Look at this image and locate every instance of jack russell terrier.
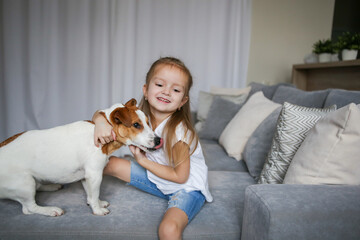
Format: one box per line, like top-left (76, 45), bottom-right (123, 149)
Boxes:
top-left (0, 99), bottom-right (162, 217)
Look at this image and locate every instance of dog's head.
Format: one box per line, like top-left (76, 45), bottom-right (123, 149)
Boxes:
top-left (100, 99), bottom-right (162, 155)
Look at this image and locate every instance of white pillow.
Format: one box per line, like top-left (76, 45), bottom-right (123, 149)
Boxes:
top-left (219, 91), bottom-right (281, 161)
top-left (210, 86), bottom-right (251, 96)
top-left (284, 103), bottom-right (360, 185)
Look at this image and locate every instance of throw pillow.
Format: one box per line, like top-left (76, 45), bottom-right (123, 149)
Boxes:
top-left (258, 102), bottom-right (337, 184)
top-left (210, 86), bottom-right (251, 96)
top-left (219, 91), bottom-right (281, 161)
top-left (243, 107), bottom-right (282, 180)
top-left (198, 97), bottom-right (243, 140)
top-left (284, 103), bottom-right (360, 185)
top-left (195, 90), bottom-right (249, 132)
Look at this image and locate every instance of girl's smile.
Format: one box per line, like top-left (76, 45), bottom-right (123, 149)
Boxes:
top-left (157, 97), bottom-right (171, 103)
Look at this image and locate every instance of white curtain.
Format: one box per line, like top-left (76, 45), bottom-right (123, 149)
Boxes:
top-left (0, 0), bottom-right (251, 141)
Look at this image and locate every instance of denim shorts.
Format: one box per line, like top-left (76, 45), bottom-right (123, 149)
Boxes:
top-left (127, 161), bottom-right (205, 222)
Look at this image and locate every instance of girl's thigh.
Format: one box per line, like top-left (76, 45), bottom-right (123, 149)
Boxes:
top-left (167, 189), bottom-right (205, 222)
top-left (127, 160), bottom-right (167, 199)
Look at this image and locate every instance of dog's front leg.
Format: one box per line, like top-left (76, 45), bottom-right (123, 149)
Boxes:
top-left (81, 179), bottom-right (109, 208)
top-left (82, 171), bottom-right (110, 216)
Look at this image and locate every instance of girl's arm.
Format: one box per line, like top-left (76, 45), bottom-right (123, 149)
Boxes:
top-left (92, 110), bottom-right (116, 147)
top-left (130, 141), bottom-right (190, 184)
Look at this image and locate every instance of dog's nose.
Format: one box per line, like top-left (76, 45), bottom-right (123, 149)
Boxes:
top-left (154, 136), bottom-right (162, 146)
top-left (153, 136), bottom-right (163, 150)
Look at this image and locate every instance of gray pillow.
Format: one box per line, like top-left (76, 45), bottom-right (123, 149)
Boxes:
top-left (198, 96), bottom-right (243, 140)
top-left (243, 107), bottom-right (282, 180)
top-left (258, 102), bottom-right (337, 184)
top-left (195, 91), bottom-right (248, 132)
top-left (324, 89), bottom-right (360, 108)
top-left (272, 86), bottom-right (329, 107)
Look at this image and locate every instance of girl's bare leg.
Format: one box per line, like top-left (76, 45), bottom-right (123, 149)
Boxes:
top-left (103, 156), bottom-right (131, 183)
top-left (158, 208), bottom-right (188, 240)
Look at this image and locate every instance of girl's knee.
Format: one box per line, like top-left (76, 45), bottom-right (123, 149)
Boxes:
top-left (159, 219), bottom-right (182, 240)
top-left (158, 208), bottom-right (188, 240)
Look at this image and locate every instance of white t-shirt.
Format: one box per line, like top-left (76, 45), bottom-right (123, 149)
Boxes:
top-left (146, 117), bottom-right (213, 202)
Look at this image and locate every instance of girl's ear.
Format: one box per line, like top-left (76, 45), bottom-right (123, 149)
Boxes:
top-left (142, 84), bottom-right (148, 98)
top-left (180, 96), bottom-right (189, 107)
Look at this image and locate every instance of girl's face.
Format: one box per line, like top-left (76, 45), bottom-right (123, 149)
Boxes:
top-left (143, 64), bottom-right (189, 119)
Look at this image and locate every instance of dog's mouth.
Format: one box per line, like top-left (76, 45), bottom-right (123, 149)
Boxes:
top-left (147, 137), bottom-right (163, 152)
top-left (135, 137), bottom-right (163, 152)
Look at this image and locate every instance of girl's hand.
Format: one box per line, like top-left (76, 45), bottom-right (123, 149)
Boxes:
top-left (129, 145), bottom-right (147, 165)
top-left (129, 141), bottom-right (191, 184)
top-left (93, 111), bottom-right (116, 147)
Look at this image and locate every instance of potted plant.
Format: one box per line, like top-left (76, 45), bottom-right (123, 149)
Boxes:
top-left (312, 39), bottom-right (334, 63)
top-left (337, 32), bottom-right (360, 60)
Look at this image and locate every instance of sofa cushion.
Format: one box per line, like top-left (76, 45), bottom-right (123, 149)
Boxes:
top-left (243, 107), bottom-right (282, 180)
top-left (219, 92), bottom-right (281, 161)
top-left (324, 89), bottom-right (360, 108)
top-left (258, 102), bottom-right (336, 184)
top-left (200, 139), bottom-right (248, 172)
top-left (284, 103), bottom-right (360, 185)
top-left (198, 97), bottom-right (243, 140)
top-left (0, 172), bottom-right (255, 240)
top-left (272, 86), bottom-right (329, 107)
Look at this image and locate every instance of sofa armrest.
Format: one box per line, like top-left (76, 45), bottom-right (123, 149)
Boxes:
top-left (241, 184), bottom-right (360, 240)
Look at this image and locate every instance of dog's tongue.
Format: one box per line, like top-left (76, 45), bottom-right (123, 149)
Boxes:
top-left (154, 138), bottom-right (163, 150)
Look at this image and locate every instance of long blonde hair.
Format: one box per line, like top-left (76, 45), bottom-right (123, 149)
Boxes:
top-left (139, 57), bottom-right (198, 167)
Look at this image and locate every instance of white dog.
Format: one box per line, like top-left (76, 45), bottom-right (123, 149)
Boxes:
top-left (0, 99), bottom-right (162, 217)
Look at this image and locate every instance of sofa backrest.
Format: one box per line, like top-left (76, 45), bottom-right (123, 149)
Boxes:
top-left (324, 89), bottom-right (360, 108)
top-left (271, 86), bottom-right (329, 108)
top-left (247, 82), bottom-right (294, 100)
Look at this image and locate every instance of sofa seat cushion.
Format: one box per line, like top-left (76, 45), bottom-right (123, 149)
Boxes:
top-left (200, 139), bottom-right (248, 172)
top-left (0, 172), bottom-right (255, 240)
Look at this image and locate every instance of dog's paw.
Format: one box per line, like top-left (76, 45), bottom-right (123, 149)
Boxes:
top-left (93, 207), bottom-right (110, 216)
top-left (99, 200), bottom-right (110, 208)
top-left (26, 206), bottom-right (64, 217)
top-left (47, 207), bottom-right (65, 217)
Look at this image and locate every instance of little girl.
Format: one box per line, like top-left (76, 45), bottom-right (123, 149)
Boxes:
top-left (92, 57), bottom-right (213, 240)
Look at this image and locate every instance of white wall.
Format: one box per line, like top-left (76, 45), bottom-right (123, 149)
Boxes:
top-left (247, 0), bottom-right (335, 85)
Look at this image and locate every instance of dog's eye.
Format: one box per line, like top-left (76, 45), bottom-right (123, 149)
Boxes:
top-left (133, 123), bottom-right (141, 129)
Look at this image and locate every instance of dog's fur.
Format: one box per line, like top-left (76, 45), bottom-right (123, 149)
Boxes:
top-left (0, 99), bottom-right (161, 217)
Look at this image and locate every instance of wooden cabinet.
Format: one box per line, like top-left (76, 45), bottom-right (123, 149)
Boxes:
top-left (292, 59), bottom-right (360, 91)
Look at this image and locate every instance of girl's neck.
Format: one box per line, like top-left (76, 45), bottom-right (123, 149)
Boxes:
top-left (150, 111), bottom-right (173, 130)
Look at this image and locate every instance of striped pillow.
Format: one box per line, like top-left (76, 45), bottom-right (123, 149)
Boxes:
top-left (258, 102), bottom-right (336, 184)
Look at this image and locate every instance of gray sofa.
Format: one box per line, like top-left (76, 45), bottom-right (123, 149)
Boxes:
top-left (1, 83), bottom-right (360, 240)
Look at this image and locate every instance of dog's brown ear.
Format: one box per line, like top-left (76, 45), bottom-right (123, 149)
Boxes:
top-left (125, 98), bottom-right (137, 108)
top-left (110, 108), bottom-right (132, 127)
top-left (102, 141), bottom-right (123, 155)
